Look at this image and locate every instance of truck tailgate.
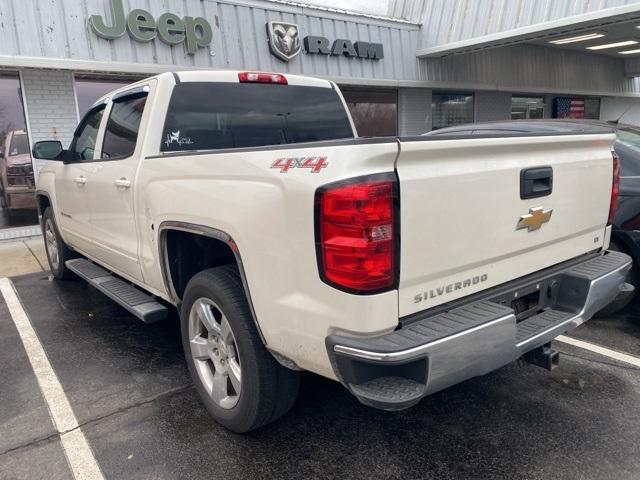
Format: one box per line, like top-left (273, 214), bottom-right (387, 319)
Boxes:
top-left (396, 133), bottom-right (616, 317)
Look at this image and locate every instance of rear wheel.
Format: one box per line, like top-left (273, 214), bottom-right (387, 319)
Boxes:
top-left (181, 265), bottom-right (300, 432)
top-left (42, 207), bottom-right (76, 279)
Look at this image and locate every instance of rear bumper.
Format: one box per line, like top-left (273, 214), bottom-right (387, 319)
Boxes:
top-left (326, 250), bottom-right (632, 410)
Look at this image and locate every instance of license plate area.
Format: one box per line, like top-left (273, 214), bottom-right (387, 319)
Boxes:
top-left (490, 281), bottom-right (549, 322)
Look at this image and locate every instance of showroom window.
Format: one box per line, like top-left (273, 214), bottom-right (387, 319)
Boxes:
top-left (432, 93), bottom-right (474, 130)
top-left (74, 76), bottom-right (142, 119)
top-left (553, 96), bottom-right (600, 119)
top-left (340, 88), bottom-right (397, 136)
top-left (0, 72), bottom-right (37, 229)
top-left (511, 96), bottom-right (545, 120)
top-left (584, 98), bottom-right (601, 119)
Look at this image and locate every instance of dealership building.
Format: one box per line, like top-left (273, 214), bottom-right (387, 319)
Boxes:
top-left (4, 0), bottom-right (640, 179)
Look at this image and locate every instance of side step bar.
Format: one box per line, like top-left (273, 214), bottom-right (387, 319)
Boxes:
top-left (65, 259), bottom-right (168, 323)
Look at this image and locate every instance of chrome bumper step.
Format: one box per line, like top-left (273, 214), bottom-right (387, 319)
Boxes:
top-left (327, 251), bottom-right (632, 411)
top-left (66, 259), bottom-right (167, 323)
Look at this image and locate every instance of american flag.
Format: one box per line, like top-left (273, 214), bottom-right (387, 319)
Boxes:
top-left (554, 97), bottom-right (585, 119)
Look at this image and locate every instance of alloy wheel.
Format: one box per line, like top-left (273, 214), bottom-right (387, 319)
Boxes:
top-left (44, 219), bottom-right (59, 272)
top-left (188, 297), bottom-right (242, 409)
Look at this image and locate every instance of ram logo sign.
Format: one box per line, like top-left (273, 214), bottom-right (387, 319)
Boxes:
top-left (266, 21), bottom-right (384, 62)
top-left (267, 21), bottom-right (301, 62)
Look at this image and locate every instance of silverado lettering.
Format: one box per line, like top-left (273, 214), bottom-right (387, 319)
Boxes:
top-left (413, 274), bottom-right (489, 304)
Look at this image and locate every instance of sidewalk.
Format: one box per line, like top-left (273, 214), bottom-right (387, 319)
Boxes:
top-left (0, 237), bottom-right (48, 277)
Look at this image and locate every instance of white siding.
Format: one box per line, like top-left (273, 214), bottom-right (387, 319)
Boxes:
top-left (420, 43), bottom-right (638, 96)
top-left (418, 0), bottom-right (640, 48)
top-left (0, 0), bottom-right (420, 82)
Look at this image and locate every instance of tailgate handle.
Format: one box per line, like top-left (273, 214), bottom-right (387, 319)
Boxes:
top-left (520, 167), bottom-right (552, 199)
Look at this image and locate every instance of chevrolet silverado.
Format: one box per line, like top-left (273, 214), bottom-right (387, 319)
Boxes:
top-left (31, 70), bottom-right (631, 432)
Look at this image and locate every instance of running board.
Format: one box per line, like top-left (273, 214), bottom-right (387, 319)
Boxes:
top-left (65, 259), bottom-right (167, 323)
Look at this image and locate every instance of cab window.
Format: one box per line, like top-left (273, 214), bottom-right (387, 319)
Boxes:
top-left (101, 93), bottom-right (147, 159)
top-left (71, 106), bottom-right (105, 161)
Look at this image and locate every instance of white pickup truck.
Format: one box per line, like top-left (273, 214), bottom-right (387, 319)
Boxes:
top-left (32, 70), bottom-right (631, 432)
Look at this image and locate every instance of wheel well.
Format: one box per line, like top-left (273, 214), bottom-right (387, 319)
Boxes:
top-left (36, 194), bottom-right (51, 217)
top-left (164, 229), bottom-right (237, 300)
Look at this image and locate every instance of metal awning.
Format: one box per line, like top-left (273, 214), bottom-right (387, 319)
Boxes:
top-left (416, 4), bottom-right (640, 59)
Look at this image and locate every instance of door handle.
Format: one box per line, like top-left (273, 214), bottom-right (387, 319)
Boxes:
top-left (73, 176), bottom-right (87, 185)
top-left (114, 177), bottom-right (131, 189)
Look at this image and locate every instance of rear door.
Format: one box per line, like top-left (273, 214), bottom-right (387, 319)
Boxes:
top-left (396, 133), bottom-right (615, 317)
top-left (87, 84), bottom-right (151, 281)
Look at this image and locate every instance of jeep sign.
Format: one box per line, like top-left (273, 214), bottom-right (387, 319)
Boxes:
top-left (89, 0), bottom-right (213, 55)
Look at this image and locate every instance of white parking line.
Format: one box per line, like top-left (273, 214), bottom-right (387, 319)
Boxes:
top-left (0, 278), bottom-right (105, 480)
top-left (557, 334), bottom-right (640, 368)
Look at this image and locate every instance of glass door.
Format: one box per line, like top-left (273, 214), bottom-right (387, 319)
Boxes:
top-left (511, 96), bottom-right (545, 120)
top-left (0, 72), bottom-right (38, 229)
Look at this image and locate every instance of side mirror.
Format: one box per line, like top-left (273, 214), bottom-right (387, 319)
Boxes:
top-left (32, 140), bottom-right (64, 160)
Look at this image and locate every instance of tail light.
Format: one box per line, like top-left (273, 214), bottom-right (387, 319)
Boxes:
top-left (608, 150), bottom-right (621, 225)
top-left (315, 173), bottom-right (398, 294)
top-left (238, 71), bottom-right (287, 84)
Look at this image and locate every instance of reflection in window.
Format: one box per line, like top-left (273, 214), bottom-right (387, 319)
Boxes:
top-left (74, 77), bottom-right (141, 119)
top-left (341, 89), bottom-right (397, 136)
top-left (0, 72), bottom-right (37, 225)
top-left (584, 98), bottom-right (601, 120)
top-left (73, 107), bottom-right (104, 161)
top-left (432, 93), bottom-right (474, 130)
top-left (511, 96), bottom-right (545, 120)
top-left (0, 73), bottom-right (29, 156)
top-left (102, 96), bottom-right (147, 159)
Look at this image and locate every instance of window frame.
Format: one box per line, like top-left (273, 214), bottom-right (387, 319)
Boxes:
top-left (67, 103), bottom-right (107, 163)
top-left (98, 89), bottom-right (149, 162)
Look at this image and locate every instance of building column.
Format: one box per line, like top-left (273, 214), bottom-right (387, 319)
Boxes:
top-left (20, 69), bottom-right (78, 174)
top-left (398, 87), bottom-right (432, 135)
top-left (474, 91), bottom-right (512, 122)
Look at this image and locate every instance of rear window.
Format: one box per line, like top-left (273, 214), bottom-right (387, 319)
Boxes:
top-left (161, 82), bottom-right (354, 152)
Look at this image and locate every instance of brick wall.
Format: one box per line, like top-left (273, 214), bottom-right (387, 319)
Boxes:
top-left (398, 88), bottom-right (432, 135)
top-left (21, 69), bottom-right (78, 174)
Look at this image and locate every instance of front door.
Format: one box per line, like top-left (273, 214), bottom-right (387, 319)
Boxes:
top-left (54, 105), bottom-right (106, 253)
top-left (87, 87), bottom-right (149, 281)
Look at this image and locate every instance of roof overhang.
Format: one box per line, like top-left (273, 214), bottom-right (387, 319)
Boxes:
top-left (416, 3), bottom-right (640, 58)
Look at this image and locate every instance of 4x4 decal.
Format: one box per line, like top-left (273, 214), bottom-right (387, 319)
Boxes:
top-left (271, 156), bottom-right (328, 173)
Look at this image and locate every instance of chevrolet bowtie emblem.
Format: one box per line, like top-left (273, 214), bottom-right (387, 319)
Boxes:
top-left (516, 207), bottom-right (553, 232)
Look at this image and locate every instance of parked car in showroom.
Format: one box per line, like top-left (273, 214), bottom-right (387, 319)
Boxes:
top-left (31, 71), bottom-right (629, 432)
top-left (0, 129), bottom-right (37, 212)
top-left (426, 119), bottom-right (640, 315)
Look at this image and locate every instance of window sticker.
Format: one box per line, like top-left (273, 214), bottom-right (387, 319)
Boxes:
top-left (164, 130), bottom-right (194, 148)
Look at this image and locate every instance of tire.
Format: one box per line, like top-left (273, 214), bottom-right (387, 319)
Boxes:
top-left (595, 241), bottom-right (639, 317)
top-left (41, 207), bottom-right (77, 279)
top-left (181, 265), bottom-right (300, 433)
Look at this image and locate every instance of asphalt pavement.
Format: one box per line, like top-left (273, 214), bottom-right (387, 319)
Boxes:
top-left (1, 271), bottom-right (640, 480)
